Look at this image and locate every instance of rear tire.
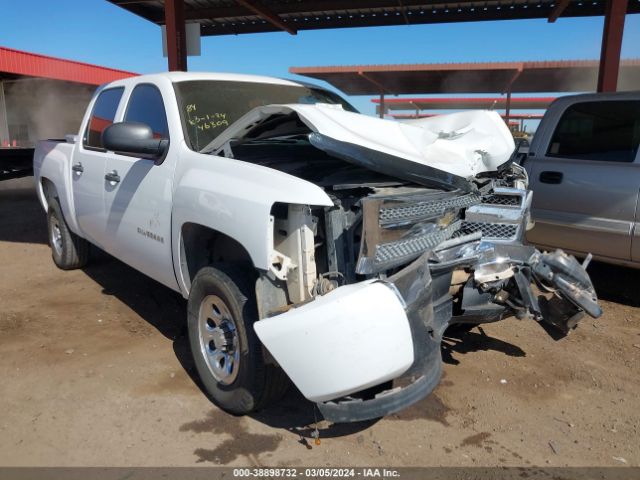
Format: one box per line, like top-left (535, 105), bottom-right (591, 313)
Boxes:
top-left (47, 198), bottom-right (89, 270)
top-left (187, 264), bottom-right (289, 414)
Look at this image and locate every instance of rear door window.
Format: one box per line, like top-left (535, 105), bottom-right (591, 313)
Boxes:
top-left (83, 87), bottom-right (124, 149)
top-left (547, 100), bottom-right (640, 162)
top-left (124, 84), bottom-right (169, 139)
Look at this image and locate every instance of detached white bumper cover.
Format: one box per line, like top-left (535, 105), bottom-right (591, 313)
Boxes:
top-left (253, 281), bottom-right (414, 403)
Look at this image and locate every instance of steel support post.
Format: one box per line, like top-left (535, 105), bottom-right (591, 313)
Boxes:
top-left (505, 90), bottom-right (512, 125)
top-left (165, 0), bottom-right (187, 71)
top-left (0, 81), bottom-right (10, 144)
top-left (597, 0), bottom-right (628, 92)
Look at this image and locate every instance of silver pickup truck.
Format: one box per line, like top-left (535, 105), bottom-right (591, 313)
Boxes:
top-left (525, 92), bottom-right (640, 267)
top-left (34, 72), bottom-right (602, 423)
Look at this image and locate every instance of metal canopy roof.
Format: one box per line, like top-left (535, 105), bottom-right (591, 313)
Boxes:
top-left (0, 46), bottom-right (137, 85)
top-left (108, 0), bottom-right (640, 36)
top-left (371, 96), bottom-right (556, 111)
top-left (290, 59), bottom-right (640, 94)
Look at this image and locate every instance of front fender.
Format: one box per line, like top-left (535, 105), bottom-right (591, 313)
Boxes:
top-left (171, 146), bottom-right (333, 296)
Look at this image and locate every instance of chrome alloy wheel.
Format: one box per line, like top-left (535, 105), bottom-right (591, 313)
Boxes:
top-left (50, 218), bottom-right (63, 257)
top-left (197, 295), bottom-right (240, 385)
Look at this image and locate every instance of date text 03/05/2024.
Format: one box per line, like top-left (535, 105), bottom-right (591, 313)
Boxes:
top-left (232, 468), bottom-right (400, 478)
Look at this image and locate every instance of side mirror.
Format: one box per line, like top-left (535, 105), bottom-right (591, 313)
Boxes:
top-left (102, 122), bottom-right (169, 162)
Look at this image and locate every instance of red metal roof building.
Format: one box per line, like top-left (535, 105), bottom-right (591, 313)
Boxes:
top-left (0, 46), bottom-right (136, 86)
top-left (0, 46), bottom-right (137, 149)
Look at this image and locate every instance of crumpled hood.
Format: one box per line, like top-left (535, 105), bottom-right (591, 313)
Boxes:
top-left (203, 103), bottom-right (515, 181)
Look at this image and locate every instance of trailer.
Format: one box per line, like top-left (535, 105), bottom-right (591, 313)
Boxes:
top-left (0, 147), bottom-right (34, 181)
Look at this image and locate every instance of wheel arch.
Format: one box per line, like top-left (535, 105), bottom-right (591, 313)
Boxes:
top-left (178, 222), bottom-right (257, 295)
top-left (38, 175), bottom-right (82, 236)
top-left (39, 177), bottom-right (58, 210)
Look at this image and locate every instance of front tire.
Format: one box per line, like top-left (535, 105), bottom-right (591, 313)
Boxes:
top-left (47, 198), bottom-right (89, 270)
top-left (187, 265), bottom-right (288, 414)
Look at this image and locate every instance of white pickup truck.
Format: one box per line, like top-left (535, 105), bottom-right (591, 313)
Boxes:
top-left (34, 72), bottom-right (602, 423)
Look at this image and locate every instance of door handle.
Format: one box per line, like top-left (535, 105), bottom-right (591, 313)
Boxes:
top-left (104, 170), bottom-right (120, 183)
top-left (72, 162), bottom-right (84, 174)
top-left (539, 171), bottom-right (563, 184)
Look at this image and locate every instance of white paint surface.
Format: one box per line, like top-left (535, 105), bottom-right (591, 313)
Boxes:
top-left (254, 281), bottom-right (414, 402)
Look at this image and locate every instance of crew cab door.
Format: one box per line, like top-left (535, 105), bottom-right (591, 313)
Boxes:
top-left (101, 83), bottom-right (178, 290)
top-left (526, 99), bottom-right (640, 262)
top-left (72, 87), bottom-right (124, 247)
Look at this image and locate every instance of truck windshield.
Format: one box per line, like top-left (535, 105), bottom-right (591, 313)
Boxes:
top-left (173, 80), bottom-right (357, 151)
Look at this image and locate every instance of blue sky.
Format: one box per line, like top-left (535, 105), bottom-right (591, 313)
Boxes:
top-left (1, 0), bottom-right (639, 117)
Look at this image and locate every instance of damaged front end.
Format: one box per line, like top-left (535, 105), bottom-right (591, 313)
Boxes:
top-left (255, 161), bottom-right (601, 422)
top-left (212, 106), bottom-right (602, 422)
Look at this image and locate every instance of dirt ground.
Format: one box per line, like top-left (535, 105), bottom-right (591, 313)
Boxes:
top-left (1, 176), bottom-right (639, 468)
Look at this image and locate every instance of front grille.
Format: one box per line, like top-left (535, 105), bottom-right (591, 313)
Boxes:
top-left (379, 193), bottom-right (480, 225)
top-left (459, 221), bottom-right (518, 239)
top-left (358, 186), bottom-right (527, 274)
top-left (367, 221), bottom-right (461, 270)
top-left (481, 194), bottom-right (521, 207)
